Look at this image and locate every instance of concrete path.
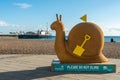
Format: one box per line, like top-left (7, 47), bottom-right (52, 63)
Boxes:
top-left (0, 55), bottom-right (120, 80)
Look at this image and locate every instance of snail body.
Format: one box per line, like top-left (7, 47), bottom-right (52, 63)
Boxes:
top-left (51, 14), bottom-right (108, 63)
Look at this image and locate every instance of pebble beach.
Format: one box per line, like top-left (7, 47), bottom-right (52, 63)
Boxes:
top-left (0, 37), bottom-right (120, 59)
top-left (0, 37), bottom-right (120, 80)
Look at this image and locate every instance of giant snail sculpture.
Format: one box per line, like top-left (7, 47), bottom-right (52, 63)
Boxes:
top-left (51, 14), bottom-right (108, 63)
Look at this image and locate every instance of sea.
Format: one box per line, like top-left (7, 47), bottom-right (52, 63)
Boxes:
top-left (22, 36), bottom-right (120, 42)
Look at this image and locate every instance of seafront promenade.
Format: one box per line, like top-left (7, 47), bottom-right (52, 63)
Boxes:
top-left (0, 55), bottom-right (120, 80)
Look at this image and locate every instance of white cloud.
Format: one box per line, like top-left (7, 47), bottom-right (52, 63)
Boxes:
top-left (0, 21), bottom-right (8, 26)
top-left (14, 3), bottom-right (32, 9)
top-left (0, 20), bottom-right (24, 28)
top-left (102, 27), bottom-right (120, 36)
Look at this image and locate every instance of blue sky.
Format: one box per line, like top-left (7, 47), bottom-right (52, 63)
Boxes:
top-left (0, 0), bottom-right (120, 36)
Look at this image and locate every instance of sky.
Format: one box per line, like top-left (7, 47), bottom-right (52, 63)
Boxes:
top-left (0, 0), bottom-right (120, 36)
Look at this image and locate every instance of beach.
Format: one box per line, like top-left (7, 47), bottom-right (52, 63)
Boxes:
top-left (0, 37), bottom-right (120, 80)
top-left (0, 37), bottom-right (55, 55)
top-left (0, 37), bottom-right (120, 59)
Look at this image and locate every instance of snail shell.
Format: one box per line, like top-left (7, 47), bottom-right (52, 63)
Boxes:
top-left (66, 22), bottom-right (104, 58)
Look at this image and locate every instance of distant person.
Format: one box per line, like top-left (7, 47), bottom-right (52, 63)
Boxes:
top-left (110, 38), bottom-right (116, 42)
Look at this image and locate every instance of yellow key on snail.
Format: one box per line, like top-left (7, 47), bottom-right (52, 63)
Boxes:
top-left (73, 34), bottom-right (91, 56)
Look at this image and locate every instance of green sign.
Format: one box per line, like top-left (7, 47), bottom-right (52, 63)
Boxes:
top-left (51, 59), bottom-right (116, 73)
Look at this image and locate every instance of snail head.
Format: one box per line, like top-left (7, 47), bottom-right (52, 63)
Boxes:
top-left (50, 14), bottom-right (64, 31)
